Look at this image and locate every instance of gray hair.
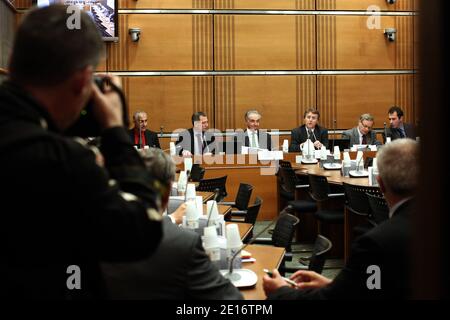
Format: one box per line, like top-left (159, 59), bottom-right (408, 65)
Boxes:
top-left (245, 110), bottom-right (261, 121)
top-left (133, 111), bottom-right (147, 121)
top-left (360, 113), bottom-right (374, 122)
top-left (377, 139), bottom-right (419, 197)
top-left (139, 148), bottom-right (175, 188)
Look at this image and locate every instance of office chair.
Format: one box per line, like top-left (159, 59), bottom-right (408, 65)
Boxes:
top-left (220, 183), bottom-right (253, 219)
top-left (366, 193), bottom-right (389, 225)
top-left (189, 164), bottom-right (205, 182)
top-left (197, 175), bottom-right (228, 202)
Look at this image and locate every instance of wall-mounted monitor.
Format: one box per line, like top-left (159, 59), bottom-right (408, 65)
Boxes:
top-left (36, 0), bottom-right (118, 42)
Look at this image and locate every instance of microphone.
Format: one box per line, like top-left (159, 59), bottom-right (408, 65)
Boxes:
top-left (349, 151), bottom-right (368, 177)
top-left (330, 119), bottom-right (336, 155)
top-left (160, 125), bottom-right (164, 136)
top-left (206, 188), bottom-right (221, 227)
top-left (222, 210), bottom-right (287, 282)
top-left (384, 122), bottom-right (388, 143)
top-left (138, 124), bottom-right (143, 149)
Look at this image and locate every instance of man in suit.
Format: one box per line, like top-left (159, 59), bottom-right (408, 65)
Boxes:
top-left (129, 111), bottom-right (161, 149)
top-left (263, 138), bottom-right (418, 299)
top-left (342, 113), bottom-right (382, 147)
top-left (385, 106), bottom-right (417, 141)
top-left (0, 6), bottom-right (162, 299)
top-left (289, 108), bottom-right (328, 152)
top-left (102, 148), bottom-right (243, 300)
top-left (235, 110), bottom-right (272, 153)
top-left (175, 111), bottom-right (216, 156)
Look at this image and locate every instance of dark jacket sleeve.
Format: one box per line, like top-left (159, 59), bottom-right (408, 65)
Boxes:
top-left (289, 128), bottom-right (301, 152)
top-left (186, 236), bottom-right (243, 300)
top-left (68, 127), bottom-right (162, 262)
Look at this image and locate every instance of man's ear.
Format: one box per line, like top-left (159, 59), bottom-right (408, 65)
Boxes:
top-left (71, 66), bottom-right (93, 95)
top-left (377, 176), bottom-right (386, 194)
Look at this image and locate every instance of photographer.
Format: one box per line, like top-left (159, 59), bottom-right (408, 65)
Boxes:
top-left (0, 5), bottom-right (162, 299)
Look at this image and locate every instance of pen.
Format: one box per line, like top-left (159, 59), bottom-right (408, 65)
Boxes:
top-left (263, 269), bottom-right (299, 288)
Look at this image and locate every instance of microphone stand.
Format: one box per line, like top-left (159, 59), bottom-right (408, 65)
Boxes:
top-left (138, 125), bottom-right (143, 149)
top-left (384, 122), bottom-right (388, 143)
top-left (331, 119), bottom-right (336, 156)
top-left (223, 212), bottom-right (283, 282)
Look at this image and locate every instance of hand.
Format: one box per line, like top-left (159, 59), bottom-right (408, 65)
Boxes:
top-left (182, 150), bottom-right (192, 157)
top-left (263, 269), bottom-right (289, 296)
top-left (313, 140), bottom-right (322, 149)
top-left (90, 74), bottom-right (123, 129)
top-left (169, 202), bottom-right (187, 225)
top-left (289, 270), bottom-right (332, 290)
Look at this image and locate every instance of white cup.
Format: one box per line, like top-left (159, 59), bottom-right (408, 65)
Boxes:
top-left (206, 200), bottom-right (219, 222)
top-left (185, 183), bottom-right (196, 201)
top-left (226, 224), bottom-right (243, 249)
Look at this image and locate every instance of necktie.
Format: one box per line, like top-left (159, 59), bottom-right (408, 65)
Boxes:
top-left (251, 132), bottom-right (257, 148)
top-left (308, 129), bottom-right (315, 142)
top-left (399, 128), bottom-right (406, 138)
top-left (362, 134), bottom-right (367, 145)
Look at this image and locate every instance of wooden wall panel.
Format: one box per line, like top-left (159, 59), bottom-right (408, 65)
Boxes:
top-left (215, 0), bottom-right (315, 10)
top-left (120, 0), bottom-right (212, 9)
top-left (106, 14), bottom-right (212, 71)
top-left (318, 75), bottom-right (414, 129)
top-left (215, 15), bottom-right (315, 70)
top-left (0, 0), bottom-right (15, 70)
top-left (13, 0), bottom-right (31, 9)
top-left (318, 15), bottom-right (413, 70)
top-left (125, 76), bottom-right (213, 132)
top-left (317, 0), bottom-right (414, 11)
top-left (215, 76), bottom-right (316, 131)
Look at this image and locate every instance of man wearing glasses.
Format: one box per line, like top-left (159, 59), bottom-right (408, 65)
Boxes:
top-left (342, 113), bottom-right (382, 147)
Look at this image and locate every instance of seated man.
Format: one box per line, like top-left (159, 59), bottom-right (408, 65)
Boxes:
top-left (102, 148), bottom-right (243, 300)
top-left (385, 106), bottom-right (417, 141)
top-left (128, 111), bottom-right (161, 149)
top-left (289, 108), bottom-right (328, 152)
top-left (264, 138), bottom-right (418, 299)
top-left (342, 113), bottom-right (382, 147)
top-left (235, 110), bottom-right (272, 153)
top-left (175, 111), bottom-right (216, 156)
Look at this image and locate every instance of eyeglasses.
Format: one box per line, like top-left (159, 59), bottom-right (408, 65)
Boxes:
top-left (360, 122), bottom-right (373, 130)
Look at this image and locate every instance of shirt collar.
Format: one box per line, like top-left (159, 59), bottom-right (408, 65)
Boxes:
top-left (388, 196), bottom-right (413, 218)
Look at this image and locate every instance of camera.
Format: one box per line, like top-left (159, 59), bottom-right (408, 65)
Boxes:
top-left (65, 76), bottom-right (129, 138)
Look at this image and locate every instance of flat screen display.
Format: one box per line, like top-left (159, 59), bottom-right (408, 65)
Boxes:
top-left (36, 0), bottom-right (118, 41)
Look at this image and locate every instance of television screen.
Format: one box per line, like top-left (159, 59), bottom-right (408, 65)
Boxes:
top-left (36, 0), bottom-right (118, 41)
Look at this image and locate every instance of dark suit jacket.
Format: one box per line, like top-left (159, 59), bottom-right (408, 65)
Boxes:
top-left (384, 123), bottom-right (417, 142)
top-left (268, 199), bottom-right (413, 300)
top-left (128, 128), bottom-right (161, 149)
top-left (289, 125), bottom-right (329, 152)
top-left (342, 127), bottom-right (381, 146)
top-left (175, 128), bottom-right (216, 155)
top-left (234, 129), bottom-right (272, 153)
top-left (102, 218), bottom-right (243, 300)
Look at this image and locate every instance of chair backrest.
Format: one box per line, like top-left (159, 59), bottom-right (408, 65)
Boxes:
top-left (244, 196), bottom-right (263, 225)
top-left (271, 213), bottom-right (299, 250)
top-left (234, 183), bottom-right (254, 210)
top-left (278, 167), bottom-right (298, 194)
top-left (343, 183), bottom-right (382, 216)
top-left (197, 175), bottom-right (228, 202)
top-left (366, 193), bottom-right (389, 225)
top-left (308, 174), bottom-right (330, 202)
top-left (189, 164), bottom-right (205, 182)
top-left (308, 235), bottom-right (333, 274)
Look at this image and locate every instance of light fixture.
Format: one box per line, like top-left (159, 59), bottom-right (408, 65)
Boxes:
top-left (129, 28), bottom-right (141, 42)
top-left (384, 28), bottom-right (397, 42)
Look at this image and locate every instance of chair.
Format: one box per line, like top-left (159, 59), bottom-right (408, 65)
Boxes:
top-left (197, 175), bottom-right (228, 202)
top-left (308, 174), bottom-right (345, 257)
top-left (189, 164), bottom-right (205, 182)
top-left (282, 235), bottom-right (333, 274)
top-left (342, 183), bottom-right (383, 236)
top-left (228, 197), bottom-right (263, 241)
top-left (366, 193), bottom-right (389, 225)
top-left (220, 183), bottom-right (253, 219)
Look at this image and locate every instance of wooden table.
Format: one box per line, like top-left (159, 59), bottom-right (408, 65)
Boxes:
top-left (239, 245), bottom-right (285, 300)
